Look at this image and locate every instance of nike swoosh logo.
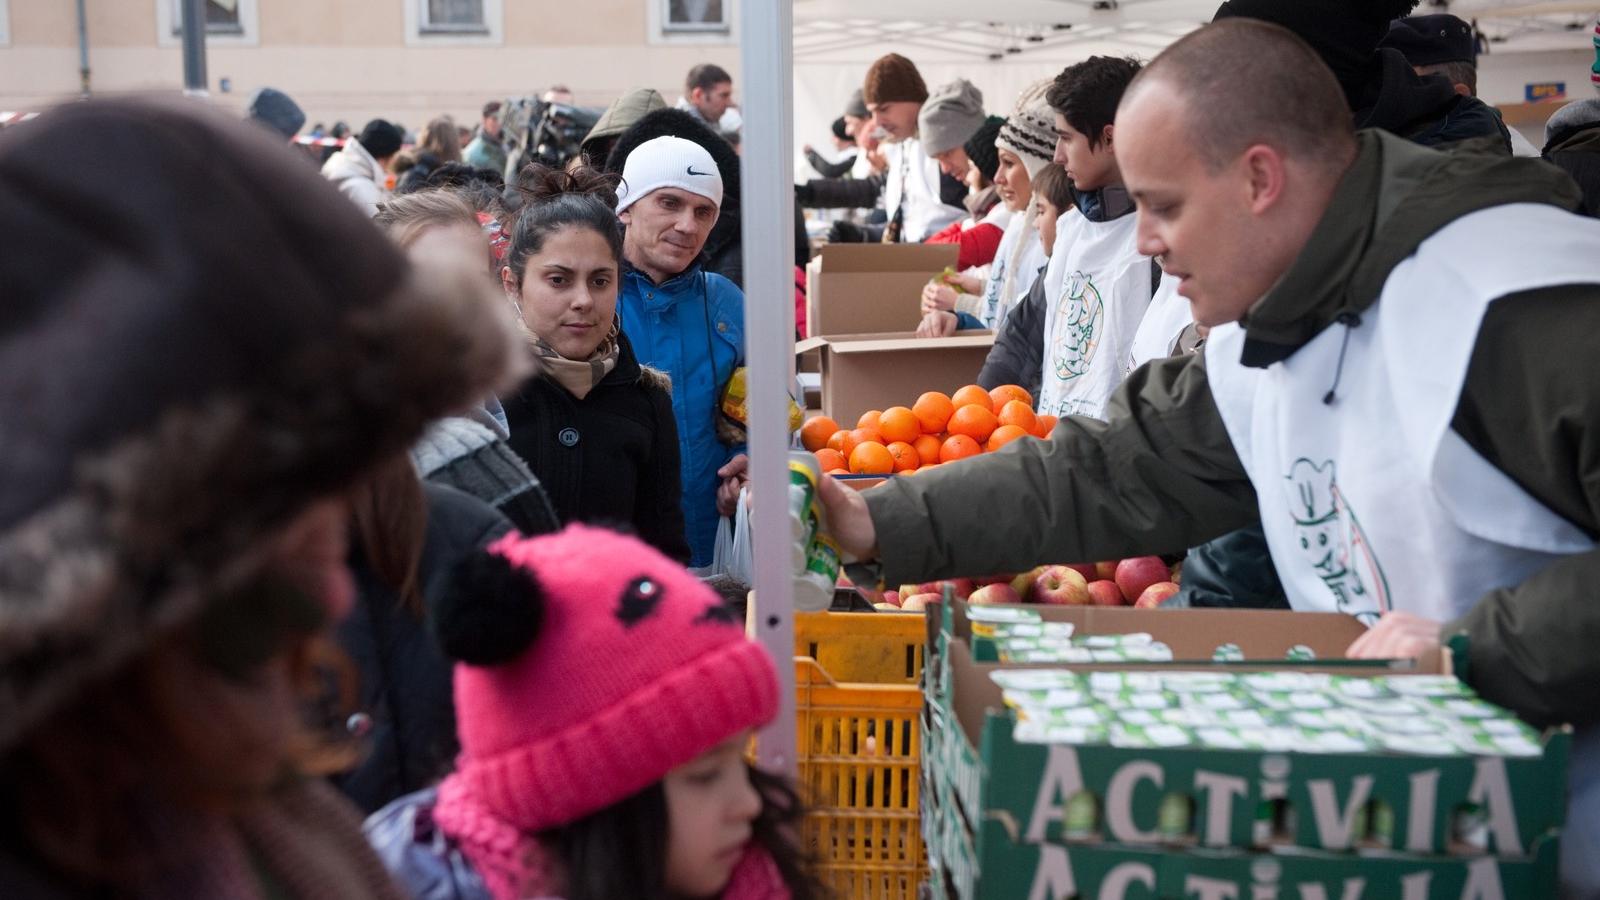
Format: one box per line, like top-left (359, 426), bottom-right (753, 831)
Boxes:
top-left (687, 166), bottom-right (716, 176)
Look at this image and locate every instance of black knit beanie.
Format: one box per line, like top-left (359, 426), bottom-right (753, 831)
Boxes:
top-left (359, 118), bottom-right (404, 159)
top-left (964, 115), bottom-right (1004, 183)
top-left (1213, 0), bottom-right (1421, 107)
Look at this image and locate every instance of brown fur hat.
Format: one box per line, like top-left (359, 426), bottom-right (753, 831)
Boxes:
top-left (0, 96), bottom-right (528, 750)
top-left (863, 53), bottom-right (928, 106)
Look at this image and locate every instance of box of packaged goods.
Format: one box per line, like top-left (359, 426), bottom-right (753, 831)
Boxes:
top-left (804, 243), bottom-right (956, 338)
top-left (918, 603), bottom-right (1570, 899)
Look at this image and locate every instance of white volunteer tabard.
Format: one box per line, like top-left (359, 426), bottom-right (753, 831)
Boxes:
top-left (1206, 203), bottom-right (1598, 626)
top-left (978, 211), bottom-right (1047, 331)
top-left (882, 137), bottom-right (964, 243)
top-left (1126, 273), bottom-right (1193, 372)
top-left (1037, 209), bottom-right (1153, 419)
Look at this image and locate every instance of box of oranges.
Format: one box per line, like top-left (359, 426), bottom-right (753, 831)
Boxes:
top-left (800, 384), bottom-right (1057, 476)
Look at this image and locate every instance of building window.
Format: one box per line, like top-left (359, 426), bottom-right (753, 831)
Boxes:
top-left (664, 0), bottom-right (729, 33)
top-left (170, 0), bottom-right (244, 36)
top-left (421, 0), bottom-right (487, 34)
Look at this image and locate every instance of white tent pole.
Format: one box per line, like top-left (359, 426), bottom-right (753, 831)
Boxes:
top-left (740, 0), bottom-right (800, 777)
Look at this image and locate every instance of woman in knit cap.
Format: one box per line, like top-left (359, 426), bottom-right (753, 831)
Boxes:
top-left (0, 96), bottom-right (525, 898)
top-left (366, 525), bottom-right (821, 900)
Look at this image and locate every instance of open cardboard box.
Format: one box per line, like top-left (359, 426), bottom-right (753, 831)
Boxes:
top-left (795, 330), bottom-right (995, 424)
top-left (804, 243), bottom-right (957, 339)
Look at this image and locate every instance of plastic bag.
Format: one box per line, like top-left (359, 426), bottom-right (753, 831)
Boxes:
top-left (708, 486), bottom-right (754, 588)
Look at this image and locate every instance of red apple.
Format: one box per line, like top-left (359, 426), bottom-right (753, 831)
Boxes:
top-left (899, 584), bottom-right (922, 599)
top-left (900, 593), bottom-right (939, 612)
top-left (1032, 565), bottom-right (1090, 605)
top-left (1094, 561), bottom-right (1118, 581)
top-left (936, 578), bottom-right (975, 600)
top-left (1009, 567), bottom-right (1042, 602)
top-left (1063, 563), bottom-right (1097, 582)
top-left (873, 603), bottom-right (903, 612)
top-left (1086, 580), bottom-right (1124, 606)
top-left (1134, 581), bottom-right (1180, 609)
top-left (882, 590), bottom-right (901, 607)
top-left (1116, 556), bottom-right (1171, 603)
top-left (974, 573), bottom-right (1014, 587)
top-left (969, 583), bottom-right (1021, 605)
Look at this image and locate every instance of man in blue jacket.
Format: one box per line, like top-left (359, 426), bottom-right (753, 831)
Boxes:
top-left (615, 135), bottom-right (746, 568)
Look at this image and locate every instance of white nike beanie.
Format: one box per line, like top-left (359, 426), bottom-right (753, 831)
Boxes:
top-left (615, 136), bottom-right (725, 214)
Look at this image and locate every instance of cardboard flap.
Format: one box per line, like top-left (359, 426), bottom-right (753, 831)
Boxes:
top-left (817, 243), bottom-right (957, 273)
top-left (795, 336), bottom-right (829, 355)
top-left (829, 332), bottom-right (996, 354)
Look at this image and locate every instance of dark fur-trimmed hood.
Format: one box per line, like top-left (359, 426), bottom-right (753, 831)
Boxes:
top-left (0, 96), bottom-right (529, 749)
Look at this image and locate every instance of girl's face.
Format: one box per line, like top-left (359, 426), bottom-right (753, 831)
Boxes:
top-left (1034, 195), bottom-right (1063, 257)
top-left (502, 225), bottom-right (618, 360)
top-left (662, 732), bottom-right (762, 898)
top-left (993, 149), bottom-right (1032, 212)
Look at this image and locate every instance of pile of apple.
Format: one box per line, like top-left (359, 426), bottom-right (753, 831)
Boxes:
top-left (875, 556), bottom-right (1180, 611)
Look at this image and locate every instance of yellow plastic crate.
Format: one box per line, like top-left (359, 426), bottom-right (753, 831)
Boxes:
top-left (793, 611), bottom-right (926, 899)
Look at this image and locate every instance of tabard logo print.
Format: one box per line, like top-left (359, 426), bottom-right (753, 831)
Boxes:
top-left (1285, 458), bottom-right (1391, 624)
top-left (1051, 271), bottom-right (1103, 383)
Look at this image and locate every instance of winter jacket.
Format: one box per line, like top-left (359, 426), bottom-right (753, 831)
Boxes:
top-left (1356, 48), bottom-right (1510, 154)
top-left (462, 131), bottom-right (507, 179)
top-left (796, 173), bottom-right (883, 211)
top-left (618, 262), bottom-right (745, 568)
top-left (865, 130), bottom-right (1600, 735)
top-left (924, 199), bottom-right (1008, 272)
top-left (501, 332), bottom-right (690, 562)
top-left (333, 483), bottom-right (513, 814)
top-left (366, 789), bottom-right (493, 900)
top-left (1545, 121), bottom-right (1600, 218)
top-left (805, 146), bottom-right (857, 179)
top-left (321, 137), bottom-right (390, 217)
top-left (975, 265), bottom-right (1047, 397)
top-left (412, 411), bottom-right (562, 537)
top-left (580, 88), bottom-right (667, 163)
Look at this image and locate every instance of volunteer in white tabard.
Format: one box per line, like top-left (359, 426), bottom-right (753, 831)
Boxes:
top-left (977, 80), bottom-right (1055, 330)
top-left (861, 53), bottom-right (967, 243)
top-left (1036, 56), bottom-right (1156, 420)
top-left (1126, 273), bottom-right (1194, 371)
top-left (819, 21), bottom-right (1600, 893)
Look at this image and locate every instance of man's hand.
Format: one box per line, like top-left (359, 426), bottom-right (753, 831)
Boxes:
top-left (916, 310), bottom-right (959, 338)
top-left (864, 146), bottom-right (888, 174)
top-left (1345, 612), bottom-right (1444, 660)
top-left (817, 472), bottom-right (880, 562)
top-left (716, 454), bottom-right (749, 517)
top-left (921, 281), bottom-right (958, 313)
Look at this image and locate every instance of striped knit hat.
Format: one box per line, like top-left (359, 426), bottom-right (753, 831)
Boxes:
top-left (995, 79), bottom-right (1056, 179)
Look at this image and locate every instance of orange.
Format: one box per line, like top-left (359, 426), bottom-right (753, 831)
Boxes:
top-left (885, 441), bottom-right (921, 472)
top-left (951, 384), bottom-right (994, 413)
top-left (947, 404), bottom-right (998, 443)
top-left (878, 406), bottom-right (921, 444)
top-left (849, 441), bottom-right (895, 475)
top-left (913, 391), bottom-right (955, 434)
top-left (1033, 414), bottom-right (1058, 438)
top-left (989, 384), bottom-right (1033, 410)
top-left (912, 434), bottom-right (943, 467)
top-left (814, 448), bottom-right (847, 472)
top-left (826, 429), bottom-right (849, 453)
top-left (996, 400), bottom-right (1037, 434)
top-left (840, 427), bottom-right (883, 459)
top-left (801, 416), bottom-right (840, 453)
top-left (987, 424), bottom-right (1030, 451)
top-left (939, 434), bottom-right (982, 463)
top-left (826, 468), bottom-right (849, 476)
top-left (857, 409), bottom-right (882, 431)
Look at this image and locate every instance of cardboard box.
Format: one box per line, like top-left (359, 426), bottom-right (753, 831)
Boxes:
top-left (923, 633), bottom-right (1569, 860)
top-left (805, 243), bottom-right (957, 337)
top-left (794, 330), bottom-right (995, 424)
top-left (948, 818), bottom-right (1560, 900)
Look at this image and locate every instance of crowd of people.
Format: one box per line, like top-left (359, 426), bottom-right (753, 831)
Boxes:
top-left (3, 0), bottom-right (1600, 897)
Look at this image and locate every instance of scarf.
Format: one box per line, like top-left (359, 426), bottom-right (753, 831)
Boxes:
top-left (529, 321), bottom-right (620, 401)
top-left (433, 776), bottom-right (791, 900)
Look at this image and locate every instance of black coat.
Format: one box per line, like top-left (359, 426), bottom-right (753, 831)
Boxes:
top-left (333, 482), bottom-right (512, 814)
top-left (1545, 122), bottom-right (1600, 219)
top-left (502, 332), bottom-right (690, 562)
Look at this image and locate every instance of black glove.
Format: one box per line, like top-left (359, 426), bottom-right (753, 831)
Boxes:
top-left (827, 221), bottom-right (868, 243)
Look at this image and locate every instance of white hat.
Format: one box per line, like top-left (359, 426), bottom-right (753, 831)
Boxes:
top-left (615, 136), bottom-right (724, 214)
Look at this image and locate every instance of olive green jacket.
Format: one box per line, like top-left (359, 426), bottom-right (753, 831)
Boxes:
top-left (866, 131), bottom-right (1599, 728)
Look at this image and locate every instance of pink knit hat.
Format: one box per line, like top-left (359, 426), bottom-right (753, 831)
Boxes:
top-left (434, 524), bottom-right (781, 832)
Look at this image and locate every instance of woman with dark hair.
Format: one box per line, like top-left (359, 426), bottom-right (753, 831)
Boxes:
top-left (498, 164), bottom-right (689, 562)
top-left (366, 526), bottom-right (822, 900)
top-left (0, 96), bottom-right (524, 898)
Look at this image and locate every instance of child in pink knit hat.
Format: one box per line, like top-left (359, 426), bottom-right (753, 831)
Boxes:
top-left (364, 524), bottom-right (820, 900)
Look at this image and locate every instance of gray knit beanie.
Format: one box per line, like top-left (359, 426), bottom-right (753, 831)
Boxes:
top-left (995, 80), bottom-right (1056, 179)
top-left (844, 88), bottom-right (869, 120)
top-left (919, 79), bottom-right (986, 156)
top-left (1546, 97), bottom-right (1600, 145)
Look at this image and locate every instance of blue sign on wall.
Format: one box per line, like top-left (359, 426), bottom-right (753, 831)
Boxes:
top-left (1526, 82), bottom-right (1567, 102)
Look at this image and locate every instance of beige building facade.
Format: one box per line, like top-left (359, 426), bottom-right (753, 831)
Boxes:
top-left (0, 0), bottom-right (743, 131)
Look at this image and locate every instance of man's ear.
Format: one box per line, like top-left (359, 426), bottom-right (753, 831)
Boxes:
top-left (618, 209), bottom-right (633, 227)
top-left (1241, 144), bottom-right (1288, 214)
top-left (1101, 123), bottom-right (1115, 149)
